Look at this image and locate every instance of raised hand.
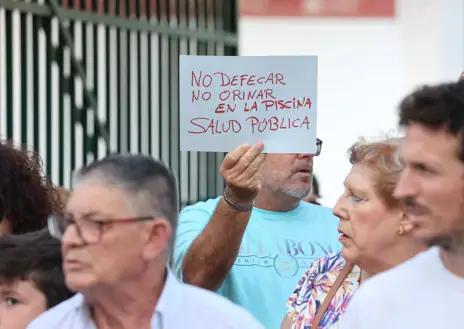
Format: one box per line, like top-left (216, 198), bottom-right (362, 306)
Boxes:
top-left (220, 142), bottom-right (266, 205)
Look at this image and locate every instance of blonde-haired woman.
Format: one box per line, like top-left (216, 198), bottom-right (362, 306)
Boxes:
top-left (281, 138), bottom-right (426, 329)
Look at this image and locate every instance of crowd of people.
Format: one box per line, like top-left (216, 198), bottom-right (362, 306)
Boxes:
top-left (0, 76), bottom-right (463, 329)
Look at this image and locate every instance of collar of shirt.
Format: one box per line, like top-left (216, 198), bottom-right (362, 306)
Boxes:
top-left (73, 268), bottom-right (181, 329)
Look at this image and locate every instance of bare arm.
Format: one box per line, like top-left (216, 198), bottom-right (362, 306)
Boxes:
top-left (280, 315), bottom-right (293, 329)
top-left (181, 143), bottom-right (265, 291)
top-left (182, 196), bottom-right (252, 290)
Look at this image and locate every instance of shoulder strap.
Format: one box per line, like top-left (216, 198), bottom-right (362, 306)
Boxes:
top-left (310, 262), bottom-right (355, 329)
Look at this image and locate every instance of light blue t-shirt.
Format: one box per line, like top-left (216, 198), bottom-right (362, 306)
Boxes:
top-left (173, 197), bottom-right (341, 329)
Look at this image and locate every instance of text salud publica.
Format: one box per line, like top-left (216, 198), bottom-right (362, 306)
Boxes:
top-left (188, 71), bottom-right (313, 135)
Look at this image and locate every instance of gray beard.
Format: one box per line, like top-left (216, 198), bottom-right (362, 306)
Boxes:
top-left (279, 186), bottom-right (311, 200)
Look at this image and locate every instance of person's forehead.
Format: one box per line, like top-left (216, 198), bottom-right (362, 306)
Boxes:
top-left (66, 183), bottom-right (129, 214)
top-left (0, 280), bottom-right (16, 292)
top-left (344, 164), bottom-right (376, 190)
top-left (0, 279), bottom-right (36, 294)
top-left (400, 124), bottom-right (460, 164)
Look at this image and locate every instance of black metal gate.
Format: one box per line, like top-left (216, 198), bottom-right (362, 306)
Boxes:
top-left (0, 0), bottom-right (237, 207)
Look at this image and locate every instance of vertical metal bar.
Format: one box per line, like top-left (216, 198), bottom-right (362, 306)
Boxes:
top-left (125, 10), bottom-right (131, 153)
top-left (48, 18), bottom-right (60, 184)
top-left (213, 1), bottom-right (228, 195)
top-left (149, 0), bottom-right (161, 160)
top-left (156, 0), bottom-right (162, 162)
top-left (213, 0), bottom-right (223, 198)
top-left (57, 21), bottom-right (66, 185)
top-left (80, 15), bottom-right (89, 165)
top-left (193, 0), bottom-right (205, 201)
top-left (224, 0), bottom-right (238, 56)
top-left (84, 0), bottom-right (96, 163)
top-left (117, 0), bottom-right (129, 154)
top-left (187, 0), bottom-right (199, 204)
top-left (116, 0), bottom-right (123, 152)
top-left (123, 0), bottom-right (130, 154)
top-left (169, 0), bottom-right (180, 202)
top-left (25, 11), bottom-right (35, 151)
top-left (93, 0), bottom-right (100, 160)
top-left (49, 17), bottom-right (59, 184)
top-left (129, 19), bottom-right (139, 154)
top-left (147, 0), bottom-right (154, 157)
top-left (187, 0), bottom-right (198, 206)
top-left (178, 0), bottom-right (189, 207)
top-left (10, 10), bottom-right (20, 148)
top-left (107, 0), bottom-right (118, 154)
top-left (159, 0), bottom-right (170, 166)
top-left (44, 18), bottom-right (53, 178)
top-left (96, 0), bottom-right (108, 159)
top-left (32, 15), bottom-right (41, 158)
top-left (34, 14), bottom-right (45, 178)
top-left (68, 0), bottom-right (76, 179)
top-left (139, 8), bottom-right (149, 155)
top-left (0, 7), bottom-right (6, 138)
top-left (61, 16), bottom-right (73, 188)
top-left (137, 27), bottom-right (142, 153)
top-left (205, 0), bottom-right (216, 199)
top-left (20, 12), bottom-right (28, 147)
top-left (5, 10), bottom-right (13, 140)
top-left (197, 0), bottom-right (209, 201)
top-left (68, 17), bottom-right (77, 183)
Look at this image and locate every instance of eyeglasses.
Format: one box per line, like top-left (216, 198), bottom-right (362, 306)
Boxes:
top-left (315, 138), bottom-right (323, 156)
top-left (48, 214), bottom-right (154, 245)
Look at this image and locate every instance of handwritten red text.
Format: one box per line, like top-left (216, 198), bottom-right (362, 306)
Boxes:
top-left (188, 117), bottom-right (242, 134)
top-left (191, 90), bottom-right (212, 102)
top-left (262, 97), bottom-right (312, 111)
top-left (187, 116), bottom-right (310, 135)
top-left (191, 71), bottom-right (286, 87)
top-left (247, 116), bottom-right (310, 134)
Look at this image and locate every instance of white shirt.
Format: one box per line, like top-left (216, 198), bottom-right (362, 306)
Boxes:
top-left (27, 270), bottom-right (264, 329)
top-left (340, 247), bottom-right (464, 329)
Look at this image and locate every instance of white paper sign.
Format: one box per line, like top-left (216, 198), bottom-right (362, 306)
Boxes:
top-left (179, 55), bottom-right (318, 154)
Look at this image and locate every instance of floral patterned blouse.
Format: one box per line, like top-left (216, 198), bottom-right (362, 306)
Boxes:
top-left (286, 252), bottom-right (361, 329)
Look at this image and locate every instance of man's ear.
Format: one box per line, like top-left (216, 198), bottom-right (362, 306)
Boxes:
top-left (459, 72), bottom-right (464, 81)
top-left (142, 219), bottom-right (172, 260)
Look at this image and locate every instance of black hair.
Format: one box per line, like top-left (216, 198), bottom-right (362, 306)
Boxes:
top-left (399, 81), bottom-right (464, 160)
top-left (0, 229), bottom-right (74, 308)
top-left (0, 140), bottom-right (62, 233)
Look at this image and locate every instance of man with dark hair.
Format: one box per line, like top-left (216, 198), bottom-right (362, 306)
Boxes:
top-left (341, 79), bottom-right (464, 329)
top-left (28, 154), bottom-right (263, 329)
top-left (0, 229), bottom-right (74, 329)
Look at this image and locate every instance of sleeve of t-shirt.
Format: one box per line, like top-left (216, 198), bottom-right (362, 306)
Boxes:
top-left (172, 203), bottom-right (214, 281)
top-left (286, 257), bottom-right (321, 316)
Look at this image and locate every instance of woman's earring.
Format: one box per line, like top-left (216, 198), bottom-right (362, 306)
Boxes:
top-left (398, 226), bottom-right (405, 236)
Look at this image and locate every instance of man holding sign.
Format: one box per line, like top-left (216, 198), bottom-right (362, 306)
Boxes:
top-left (173, 56), bottom-right (341, 329)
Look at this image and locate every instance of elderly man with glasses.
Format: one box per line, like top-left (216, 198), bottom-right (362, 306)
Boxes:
top-left (173, 140), bottom-right (341, 329)
top-left (27, 154), bottom-right (264, 329)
